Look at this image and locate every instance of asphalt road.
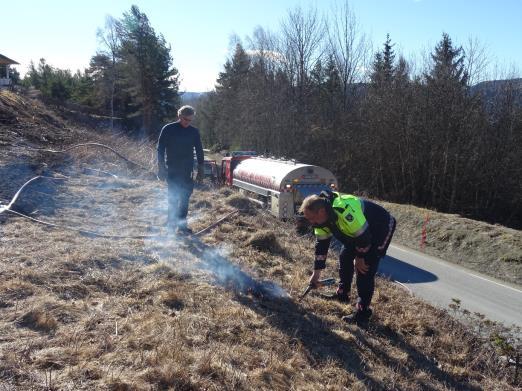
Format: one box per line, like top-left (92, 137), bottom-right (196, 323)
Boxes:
top-left (378, 244), bottom-right (522, 328)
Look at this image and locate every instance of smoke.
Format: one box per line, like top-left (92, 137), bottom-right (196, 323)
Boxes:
top-left (198, 245), bottom-right (289, 299)
top-left (145, 235), bottom-right (289, 300)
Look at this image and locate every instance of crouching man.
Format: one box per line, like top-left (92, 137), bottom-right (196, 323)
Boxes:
top-left (299, 191), bottom-right (396, 326)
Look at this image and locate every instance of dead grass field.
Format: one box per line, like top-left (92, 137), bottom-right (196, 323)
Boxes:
top-left (1, 90), bottom-right (521, 389)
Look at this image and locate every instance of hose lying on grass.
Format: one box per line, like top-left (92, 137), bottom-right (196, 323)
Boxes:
top-left (25, 142), bottom-right (155, 176)
top-left (1, 175), bottom-right (239, 239)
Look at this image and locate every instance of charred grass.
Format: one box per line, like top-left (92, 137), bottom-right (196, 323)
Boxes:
top-left (1, 176), bottom-right (520, 389)
top-left (1, 98), bottom-right (520, 389)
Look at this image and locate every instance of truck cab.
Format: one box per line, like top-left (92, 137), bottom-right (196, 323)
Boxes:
top-left (220, 151), bottom-right (258, 185)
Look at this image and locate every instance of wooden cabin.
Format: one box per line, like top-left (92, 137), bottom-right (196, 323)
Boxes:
top-left (0, 54), bottom-right (20, 88)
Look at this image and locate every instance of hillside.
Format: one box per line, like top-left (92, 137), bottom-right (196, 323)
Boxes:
top-left (0, 90), bottom-right (520, 390)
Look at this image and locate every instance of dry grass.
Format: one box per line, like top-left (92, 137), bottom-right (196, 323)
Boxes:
top-left (2, 177), bottom-right (518, 389)
top-left (380, 201), bottom-right (522, 285)
top-left (1, 94), bottom-right (520, 389)
top-left (246, 230), bottom-right (287, 256)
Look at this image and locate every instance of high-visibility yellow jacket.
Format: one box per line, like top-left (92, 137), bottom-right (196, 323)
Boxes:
top-left (312, 191), bottom-right (395, 270)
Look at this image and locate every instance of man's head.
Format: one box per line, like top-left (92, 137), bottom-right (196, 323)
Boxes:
top-left (299, 194), bottom-right (328, 226)
top-left (178, 105), bottom-right (196, 128)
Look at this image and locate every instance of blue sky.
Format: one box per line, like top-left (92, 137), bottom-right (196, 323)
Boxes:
top-left (2, 0), bottom-right (521, 91)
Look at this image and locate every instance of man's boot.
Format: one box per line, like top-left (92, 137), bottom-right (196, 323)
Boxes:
top-left (342, 301), bottom-right (372, 327)
top-left (320, 285), bottom-right (349, 303)
top-left (176, 220), bottom-right (193, 235)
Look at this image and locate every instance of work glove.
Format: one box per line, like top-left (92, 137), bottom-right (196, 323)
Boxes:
top-left (157, 165), bottom-right (167, 181)
top-left (196, 164), bottom-right (205, 182)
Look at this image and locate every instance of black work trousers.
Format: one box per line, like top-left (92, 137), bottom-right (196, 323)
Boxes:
top-left (167, 173), bottom-right (193, 229)
top-left (338, 246), bottom-right (382, 308)
top-left (338, 222), bottom-right (395, 308)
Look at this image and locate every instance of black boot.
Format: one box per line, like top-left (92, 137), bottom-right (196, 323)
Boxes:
top-left (342, 303), bottom-right (373, 327)
top-left (320, 285), bottom-right (349, 303)
top-left (176, 225), bottom-right (193, 235)
top-left (319, 292), bottom-right (349, 303)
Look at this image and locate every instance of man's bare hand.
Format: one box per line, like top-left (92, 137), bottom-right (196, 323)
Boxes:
top-left (354, 257), bottom-right (369, 274)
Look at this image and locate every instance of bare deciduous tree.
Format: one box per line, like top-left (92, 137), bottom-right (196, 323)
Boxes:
top-left (280, 6), bottom-right (325, 91)
top-left (464, 37), bottom-right (490, 86)
top-left (97, 15), bottom-right (120, 131)
top-left (326, 0), bottom-right (370, 107)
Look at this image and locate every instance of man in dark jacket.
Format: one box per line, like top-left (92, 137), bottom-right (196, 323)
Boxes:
top-left (299, 191), bottom-right (396, 326)
top-left (157, 105), bottom-right (204, 234)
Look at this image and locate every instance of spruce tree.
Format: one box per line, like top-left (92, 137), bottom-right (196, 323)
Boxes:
top-left (117, 5), bottom-right (179, 137)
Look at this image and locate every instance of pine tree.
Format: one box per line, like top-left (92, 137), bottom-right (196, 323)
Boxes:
top-left (214, 43), bottom-right (251, 148)
top-left (423, 33), bottom-right (471, 211)
top-left (370, 34), bottom-right (395, 88)
top-left (117, 5), bottom-right (179, 137)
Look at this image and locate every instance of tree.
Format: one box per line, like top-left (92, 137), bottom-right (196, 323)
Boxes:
top-left (97, 15), bottom-right (120, 130)
top-left (117, 5), bottom-right (180, 137)
top-left (362, 35), bottom-right (415, 199)
top-left (214, 43), bottom-right (251, 148)
top-left (370, 34), bottom-right (395, 88)
top-left (86, 53), bottom-right (119, 113)
top-left (326, 0), bottom-right (370, 108)
top-left (423, 33), bottom-right (471, 211)
top-left (22, 58), bottom-right (75, 104)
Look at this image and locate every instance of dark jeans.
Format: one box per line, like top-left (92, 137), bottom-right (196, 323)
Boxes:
top-left (338, 219), bottom-right (396, 308)
top-left (167, 174), bottom-right (193, 229)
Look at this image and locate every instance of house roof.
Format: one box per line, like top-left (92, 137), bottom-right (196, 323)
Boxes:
top-left (0, 54), bottom-right (20, 65)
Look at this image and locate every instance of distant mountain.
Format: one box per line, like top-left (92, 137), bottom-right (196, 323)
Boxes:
top-left (180, 91), bottom-right (209, 103)
top-left (471, 78), bottom-right (522, 107)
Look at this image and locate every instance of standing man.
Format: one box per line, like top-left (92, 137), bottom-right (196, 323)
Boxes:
top-left (299, 191), bottom-right (396, 326)
top-left (157, 105), bottom-right (204, 234)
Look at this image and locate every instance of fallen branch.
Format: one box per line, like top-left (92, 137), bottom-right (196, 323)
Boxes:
top-left (194, 210), bottom-right (239, 237)
top-left (4, 208), bottom-right (154, 239)
top-left (1, 175), bottom-right (155, 239)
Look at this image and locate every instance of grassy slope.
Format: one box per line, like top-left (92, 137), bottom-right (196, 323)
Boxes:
top-left (0, 91), bottom-right (520, 389)
top-left (379, 201), bottom-right (522, 286)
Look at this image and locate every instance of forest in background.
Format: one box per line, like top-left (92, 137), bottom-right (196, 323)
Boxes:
top-left (16, 4), bottom-right (522, 228)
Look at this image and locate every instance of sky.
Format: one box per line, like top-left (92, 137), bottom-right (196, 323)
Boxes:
top-left (2, 0), bottom-right (521, 92)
